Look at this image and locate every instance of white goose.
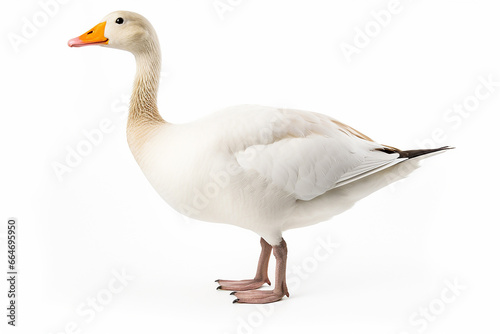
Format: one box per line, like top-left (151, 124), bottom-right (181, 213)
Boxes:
top-left (68, 11), bottom-right (451, 304)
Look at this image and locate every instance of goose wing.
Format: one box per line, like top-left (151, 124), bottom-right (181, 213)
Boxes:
top-left (226, 106), bottom-right (402, 201)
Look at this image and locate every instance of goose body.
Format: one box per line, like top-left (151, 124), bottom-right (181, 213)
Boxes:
top-left (130, 104), bottom-right (415, 244)
top-left (69, 11), bottom-right (451, 304)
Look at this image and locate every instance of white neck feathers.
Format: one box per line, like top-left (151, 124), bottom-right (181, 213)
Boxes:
top-left (127, 37), bottom-right (166, 156)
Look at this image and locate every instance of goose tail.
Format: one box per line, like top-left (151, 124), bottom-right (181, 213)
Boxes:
top-left (398, 146), bottom-right (454, 159)
top-left (376, 145), bottom-right (454, 159)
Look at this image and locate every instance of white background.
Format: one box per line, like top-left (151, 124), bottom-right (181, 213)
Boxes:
top-left (1, 0), bottom-right (499, 333)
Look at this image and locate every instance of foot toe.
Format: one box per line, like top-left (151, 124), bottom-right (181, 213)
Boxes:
top-left (231, 289), bottom-right (287, 304)
top-left (215, 278), bottom-right (271, 291)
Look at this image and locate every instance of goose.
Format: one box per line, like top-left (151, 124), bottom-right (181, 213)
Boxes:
top-left (68, 11), bottom-right (451, 304)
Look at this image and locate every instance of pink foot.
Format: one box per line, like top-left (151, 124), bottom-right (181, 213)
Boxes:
top-left (215, 238), bottom-right (289, 304)
top-left (231, 288), bottom-right (289, 304)
top-left (216, 238), bottom-right (272, 292)
top-left (215, 278), bottom-right (271, 291)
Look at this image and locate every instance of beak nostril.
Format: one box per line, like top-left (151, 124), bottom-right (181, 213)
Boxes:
top-left (87, 30), bottom-right (94, 35)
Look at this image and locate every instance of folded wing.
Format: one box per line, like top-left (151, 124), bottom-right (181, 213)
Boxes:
top-left (232, 107), bottom-right (403, 201)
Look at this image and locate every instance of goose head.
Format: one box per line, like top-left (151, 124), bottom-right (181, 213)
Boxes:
top-left (68, 11), bottom-right (158, 55)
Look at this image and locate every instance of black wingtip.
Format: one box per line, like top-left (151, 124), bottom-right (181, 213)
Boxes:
top-left (377, 145), bottom-right (454, 159)
top-left (230, 291), bottom-right (237, 295)
top-left (233, 299), bottom-right (240, 304)
top-left (399, 146), bottom-right (454, 159)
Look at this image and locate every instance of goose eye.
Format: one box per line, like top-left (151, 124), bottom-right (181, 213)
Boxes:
top-left (115, 17), bottom-right (124, 24)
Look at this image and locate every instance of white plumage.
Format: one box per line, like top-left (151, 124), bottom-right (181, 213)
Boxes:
top-left (132, 104), bottom-right (411, 245)
top-left (68, 11), bottom-right (450, 304)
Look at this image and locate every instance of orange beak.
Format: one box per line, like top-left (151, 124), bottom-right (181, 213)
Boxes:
top-left (68, 21), bottom-right (108, 47)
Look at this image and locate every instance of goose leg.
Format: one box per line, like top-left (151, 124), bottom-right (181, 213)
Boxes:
top-left (231, 239), bottom-right (289, 304)
top-left (216, 237), bottom-right (272, 291)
